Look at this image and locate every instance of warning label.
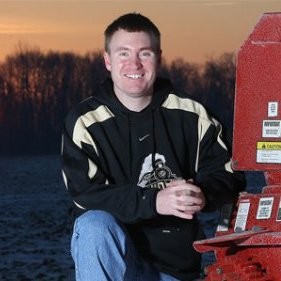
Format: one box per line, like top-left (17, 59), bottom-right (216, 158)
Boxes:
top-left (234, 201), bottom-right (250, 232)
top-left (268, 102), bottom-right (278, 117)
top-left (257, 142), bottom-right (281, 150)
top-left (257, 142), bottom-right (281, 163)
top-left (262, 120), bottom-right (281, 138)
top-left (256, 197), bottom-right (274, 219)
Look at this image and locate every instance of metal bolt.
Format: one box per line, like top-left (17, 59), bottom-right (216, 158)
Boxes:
top-left (231, 160), bottom-right (238, 169)
top-left (216, 267), bottom-right (223, 275)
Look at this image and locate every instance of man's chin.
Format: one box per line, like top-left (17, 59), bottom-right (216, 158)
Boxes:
top-left (127, 89), bottom-right (153, 98)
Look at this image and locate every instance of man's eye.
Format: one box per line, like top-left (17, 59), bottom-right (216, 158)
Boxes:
top-left (141, 51), bottom-right (152, 57)
top-left (140, 51), bottom-right (154, 59)
top-left (119, 52), bottom-right (129, 57)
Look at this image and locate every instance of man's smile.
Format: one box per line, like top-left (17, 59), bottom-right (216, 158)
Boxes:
top-left (125, 74), bottom-right (144, 79)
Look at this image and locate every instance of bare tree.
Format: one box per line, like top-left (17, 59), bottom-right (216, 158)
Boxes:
top-left (167, 58), bottom-right (203, 100)
top-left (201, 52), bottom-right (236, 148)
top-left (0, 46), bottom-right (236, 155)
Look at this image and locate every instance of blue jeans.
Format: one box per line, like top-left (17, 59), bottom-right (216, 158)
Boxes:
top-left (71, 210), bottom-right (181, 281)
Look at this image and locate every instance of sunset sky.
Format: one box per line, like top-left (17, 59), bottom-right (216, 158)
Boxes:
top-left (0, 0), bottom-right (280, 64)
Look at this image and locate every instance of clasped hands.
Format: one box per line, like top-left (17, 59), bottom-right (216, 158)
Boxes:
top-left (156, 178), bottom-right (206, 219)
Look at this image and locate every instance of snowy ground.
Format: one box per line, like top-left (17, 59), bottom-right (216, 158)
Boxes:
top-left (0, 155), bottom-right (74, 281)
top-left (0, 155), bottom-right (266, 281)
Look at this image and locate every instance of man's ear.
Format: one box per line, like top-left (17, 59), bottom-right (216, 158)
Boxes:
top-left (103, 52), bottom-right (111, 71)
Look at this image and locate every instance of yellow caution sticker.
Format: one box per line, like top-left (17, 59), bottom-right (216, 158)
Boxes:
top-left (257, 142), bottom-right (281, 163)
top-left (257, 142), bottom-right (281, 150)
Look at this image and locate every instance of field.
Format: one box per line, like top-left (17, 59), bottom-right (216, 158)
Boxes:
top-left (0, 156), bottom-right (74, 281)
top-left (0, 155), bottom-right (265, 280)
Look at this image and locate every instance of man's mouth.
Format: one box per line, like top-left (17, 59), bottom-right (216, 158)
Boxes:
top-left (125, 74), bottom-right (144, 79)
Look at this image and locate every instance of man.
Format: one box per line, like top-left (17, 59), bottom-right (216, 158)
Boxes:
top-left (62, 13), bottom-right (244, 281)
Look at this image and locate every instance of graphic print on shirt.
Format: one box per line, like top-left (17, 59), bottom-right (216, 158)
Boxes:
top-left (138, 153), bottom-right (177, 189)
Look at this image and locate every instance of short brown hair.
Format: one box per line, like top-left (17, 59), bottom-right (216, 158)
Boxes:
top-left (104, 13), bottom-right (161, 53)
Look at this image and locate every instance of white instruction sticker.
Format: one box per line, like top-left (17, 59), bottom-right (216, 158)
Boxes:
top-left (256, 197), bottom-right (274, 219)
top-left (262, 120), bottom-right (281, 138)
top-left (268, 102), bottom-right (278, 117)
top-left (234, 201), bottom-right (250, 232)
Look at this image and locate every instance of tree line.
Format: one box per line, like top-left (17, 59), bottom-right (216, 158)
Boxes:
top-left (0, 46), bottom-right (236, 155)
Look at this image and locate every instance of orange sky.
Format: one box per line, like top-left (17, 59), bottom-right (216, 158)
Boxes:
top-left (0, 0), bottom-right (280, 64)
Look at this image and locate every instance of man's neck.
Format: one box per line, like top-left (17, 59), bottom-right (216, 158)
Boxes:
top-left (114, 87), bottom-right (153, 112)
top-left (116, 94), bottom-right (152, 112)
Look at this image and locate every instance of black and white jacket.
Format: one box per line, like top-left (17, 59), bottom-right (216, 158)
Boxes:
top-left (62, 78), bottom-right (244, 280)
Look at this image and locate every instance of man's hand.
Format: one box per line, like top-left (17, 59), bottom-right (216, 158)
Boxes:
top-left (156, 179), bottom-right (206, 219)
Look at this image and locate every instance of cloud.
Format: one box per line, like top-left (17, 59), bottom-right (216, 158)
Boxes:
top-left (200, 0), bottom-right (239, 6)
top-left (0, 19), bottom-right (86, 35)
top-left (0, 24), bottom-right (48, 34)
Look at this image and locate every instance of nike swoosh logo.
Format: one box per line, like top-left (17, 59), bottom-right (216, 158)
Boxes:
top-left (138, 134), bottom-right (150, 142)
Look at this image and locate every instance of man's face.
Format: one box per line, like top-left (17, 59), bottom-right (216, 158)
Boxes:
top-left (104, 29), bottom-right (161, 99)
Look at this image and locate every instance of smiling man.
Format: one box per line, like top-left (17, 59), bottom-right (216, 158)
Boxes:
top-left (62, 13), bottom-right (244, 281)
top-left (103, 19), bottom-right (161, 111)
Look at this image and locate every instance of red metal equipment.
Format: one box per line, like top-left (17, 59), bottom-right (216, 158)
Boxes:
top-left (194, 12), bottom-right (281, 280)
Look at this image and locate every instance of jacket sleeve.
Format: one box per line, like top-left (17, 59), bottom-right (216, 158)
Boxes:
top-left (61, 114), bottom-right (159, 224)
top-left (195, 118), bottom-right (246, 211)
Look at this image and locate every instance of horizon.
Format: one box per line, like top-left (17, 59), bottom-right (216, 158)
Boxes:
top-left (0, 1), bottom-right (280, 64)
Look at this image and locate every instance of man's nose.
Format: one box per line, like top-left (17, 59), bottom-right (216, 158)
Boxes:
top-left (130, 54), bottom-right (142, 68)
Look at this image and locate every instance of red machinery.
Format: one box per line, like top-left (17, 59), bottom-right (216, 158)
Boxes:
top-left (194, 13), bottom-right (281, 280)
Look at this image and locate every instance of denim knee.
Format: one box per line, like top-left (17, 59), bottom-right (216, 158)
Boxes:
top-left (71, 210), bottom-right (180, 281)
top-left (72, 210), bottom-right (128, 251)
top-left (77, 210), bottom-right (119, 227)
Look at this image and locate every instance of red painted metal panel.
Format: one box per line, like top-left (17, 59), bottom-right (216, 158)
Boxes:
top-left (233, 13), bottom-right (281, 171)
top-left (193, 13), bottom-right (281, 281)
top-left (194, 185), bottom-right (281, 280)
